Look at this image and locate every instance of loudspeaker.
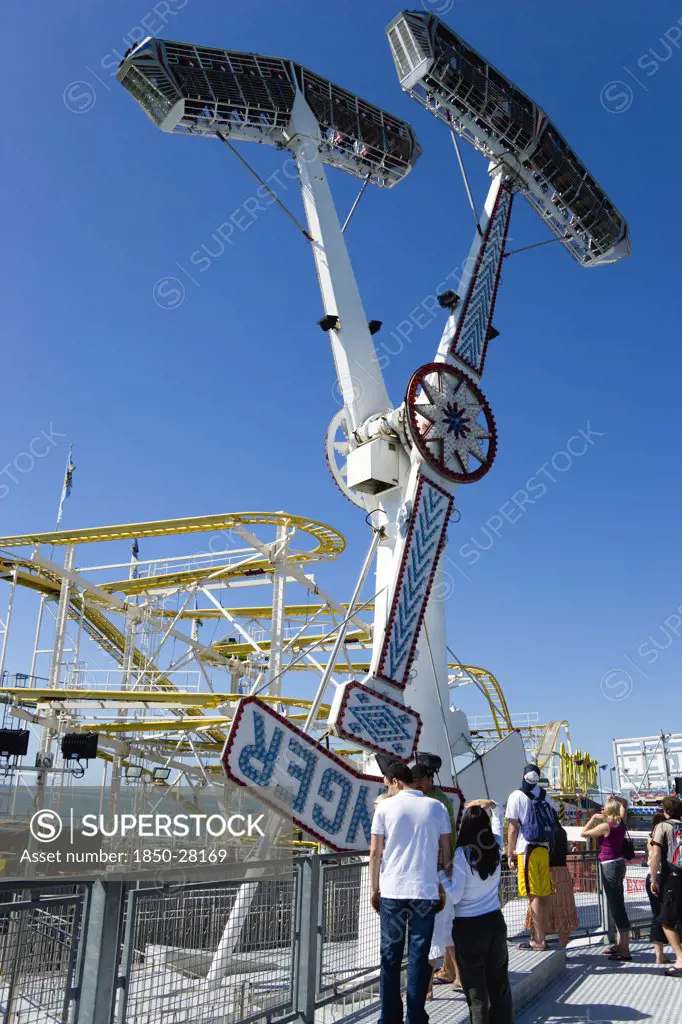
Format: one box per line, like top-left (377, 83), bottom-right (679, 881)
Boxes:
top-left (376, 753), bottom-right (398, 776)
top-left (674, 777), bottom-right (682, 796)
top-left (415, 751), bottom-right (442, 775)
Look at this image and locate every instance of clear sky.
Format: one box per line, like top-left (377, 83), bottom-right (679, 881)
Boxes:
top-left (2, 0), bottom-right (681, 778)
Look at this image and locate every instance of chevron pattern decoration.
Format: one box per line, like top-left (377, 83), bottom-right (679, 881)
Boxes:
top-left (451, 186), bottom-right (513, 374)
top-left (374, 474), bottom-right (453, 689)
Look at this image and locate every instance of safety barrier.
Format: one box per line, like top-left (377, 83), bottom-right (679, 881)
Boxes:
top-left (0, 850), bottom-right (654, 1024)
top-left (0, 882), bottom-right (86, 1024)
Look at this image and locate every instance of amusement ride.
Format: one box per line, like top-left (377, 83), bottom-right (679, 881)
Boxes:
top-left (0, 11), bottom-right (627, 863)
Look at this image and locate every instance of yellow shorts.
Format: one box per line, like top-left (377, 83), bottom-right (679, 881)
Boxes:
top-left (518, 845), bottom-right (552, 898)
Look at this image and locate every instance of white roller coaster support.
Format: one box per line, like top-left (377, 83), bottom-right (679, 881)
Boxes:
top-left (268, 524), bottom-right (288, 697)
top-left (0, 567), bottom-right (17, 683)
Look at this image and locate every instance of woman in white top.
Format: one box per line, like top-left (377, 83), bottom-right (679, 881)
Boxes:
top-left (441, 800), bottom-right (513, 1024)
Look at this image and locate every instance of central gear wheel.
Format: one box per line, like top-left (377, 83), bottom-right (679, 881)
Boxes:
top-left (405, 362), bottom-right (497, 483)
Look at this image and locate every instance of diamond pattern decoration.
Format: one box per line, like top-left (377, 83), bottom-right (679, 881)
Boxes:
top-left (451, 186), bottom-right (513, 374)
top-left (373, 475), bottom-right (453, 689)
top-left (329, 680), bottom-right (422, 758)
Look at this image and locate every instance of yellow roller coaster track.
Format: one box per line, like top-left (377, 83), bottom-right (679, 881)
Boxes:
top-left (0, 689), bottom-right (329, 713)
top-left (0, 511), bottom-right (345, 557)
top-left (535, 720), bottom-right (570, 770)
top-left (0, 512), bottom-right (349, 745)
top-left (448, 664), bottom-right (514, 738)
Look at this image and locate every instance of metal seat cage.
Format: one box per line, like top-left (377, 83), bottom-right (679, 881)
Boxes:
top-left (387, 11), bottom-right (629, 265)
top-left (117, 38), bottom-right (421, 188)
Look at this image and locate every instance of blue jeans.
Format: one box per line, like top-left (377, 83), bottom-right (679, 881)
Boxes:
top-left (379, 898), bottom-right (438, 1024)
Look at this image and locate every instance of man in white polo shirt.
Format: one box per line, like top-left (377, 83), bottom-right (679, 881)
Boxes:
top-left (370, 761), bottom-right (452, 1024)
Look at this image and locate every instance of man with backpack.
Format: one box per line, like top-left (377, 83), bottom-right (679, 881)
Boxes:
top-left (649, 795), bottom-right (682, 976)
top-left (505, 764), bottom-right (557, 951)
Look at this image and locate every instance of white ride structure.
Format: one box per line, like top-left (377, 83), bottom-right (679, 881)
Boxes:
top-left (116, 10), bottom-right (629, 846)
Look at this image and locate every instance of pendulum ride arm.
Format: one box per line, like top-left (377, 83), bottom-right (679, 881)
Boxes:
top-left (285, 91), bottom-right (391, 433)
top-left (368, 166), bottom-right (513, 691)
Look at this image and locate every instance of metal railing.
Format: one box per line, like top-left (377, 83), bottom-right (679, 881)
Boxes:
top-left (116, 866), bottom-right (298, 1024)
top-left (0, 883), bottom-right (86, 1024)
top-left (0, 850), bottom-right (655, 1024)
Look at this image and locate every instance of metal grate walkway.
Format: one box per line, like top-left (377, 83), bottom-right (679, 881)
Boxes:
top-left (328, 946), bottom-right (565, 1023)
top-left (518, 941), bottom-right (681, 1023)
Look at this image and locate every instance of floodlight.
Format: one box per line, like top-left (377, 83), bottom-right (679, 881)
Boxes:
top-left (0, 729), bottom-right (29, 759)
top-left (437, 290), bottom-right (460, 310)
top-left (125, 765), bottom-right (143, 780)
top-left (61, 732), bottom-right (99, 763)
top-left (318, 314), bottom-right (341, 332)
top-left (152, 767), bottom-right (171, 781)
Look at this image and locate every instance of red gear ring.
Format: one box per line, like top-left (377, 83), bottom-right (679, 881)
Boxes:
top-left (405, 362), bottom-right (498, 484)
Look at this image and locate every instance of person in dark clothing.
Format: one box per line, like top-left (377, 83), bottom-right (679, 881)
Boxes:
top-left (441, 800), bottom-right (514, 1024)
top-left (645, 812), bottom-right (682, 964)
top-left (581, 796), bottom-right (631, 960)
top-left (649, 796), bottom-right (682, 976)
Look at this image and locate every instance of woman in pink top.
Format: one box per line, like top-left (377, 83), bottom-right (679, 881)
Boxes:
top-left (581, 796), bottom-right (631, 960)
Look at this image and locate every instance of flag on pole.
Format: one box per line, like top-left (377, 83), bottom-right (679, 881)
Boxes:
top-left (131, 538), bottom-right (140, 579)
top-left (56, 445), bottom-right (75, 527)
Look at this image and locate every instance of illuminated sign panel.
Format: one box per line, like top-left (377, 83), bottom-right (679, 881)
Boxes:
top-left (223, 697), bottom-right (461, 850)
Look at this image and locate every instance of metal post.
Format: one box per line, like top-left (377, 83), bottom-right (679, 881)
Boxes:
top-left (29, 594), bottom-right (46, 681)
top-left (48, 544), bottom-right (75, 689)
top-left (32, 545), bottom-right (75, 817)
top-left (304, 527), bottom-right (381, 731)
top-left (268, 524), bottom-right (288, 698)
top-left (0, 567), bottom-right (17, 683)
top-left (661, 730), bottom-right (672, 792)
top-left (77, 881), bottom-right (124, 1024)
top-left (293, 856), bottom-right (321, 1023)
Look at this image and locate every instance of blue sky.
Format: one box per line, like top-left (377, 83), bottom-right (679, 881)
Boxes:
top-left (2, 0), bottom-right (681, 777)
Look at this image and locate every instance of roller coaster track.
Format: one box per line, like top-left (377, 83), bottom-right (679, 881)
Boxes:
top-left (0, 511), bottom-right (345, 558)
top-left (535, 720), bottom-right (570, 770)
top-left (448, 664), bottom-right (514, 738)
top-left (0, 513), bottom-right (349, 750)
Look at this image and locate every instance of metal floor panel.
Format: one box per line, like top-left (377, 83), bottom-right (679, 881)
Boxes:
top-left (518, 942), bottom-right (681, 1023)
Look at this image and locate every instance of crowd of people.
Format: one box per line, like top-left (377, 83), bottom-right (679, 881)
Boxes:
top-left (368, 760), bottom-right (682, 1024)
top-left (580, 793), bottom-right (682, 974)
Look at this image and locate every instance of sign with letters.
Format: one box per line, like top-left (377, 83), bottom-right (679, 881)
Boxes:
top-left (223, 697), bottom-right (462, 850)
top-left (328, 680), bottom-right (422, 760)
top-left (222, 697), bottom-right (385, 850)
